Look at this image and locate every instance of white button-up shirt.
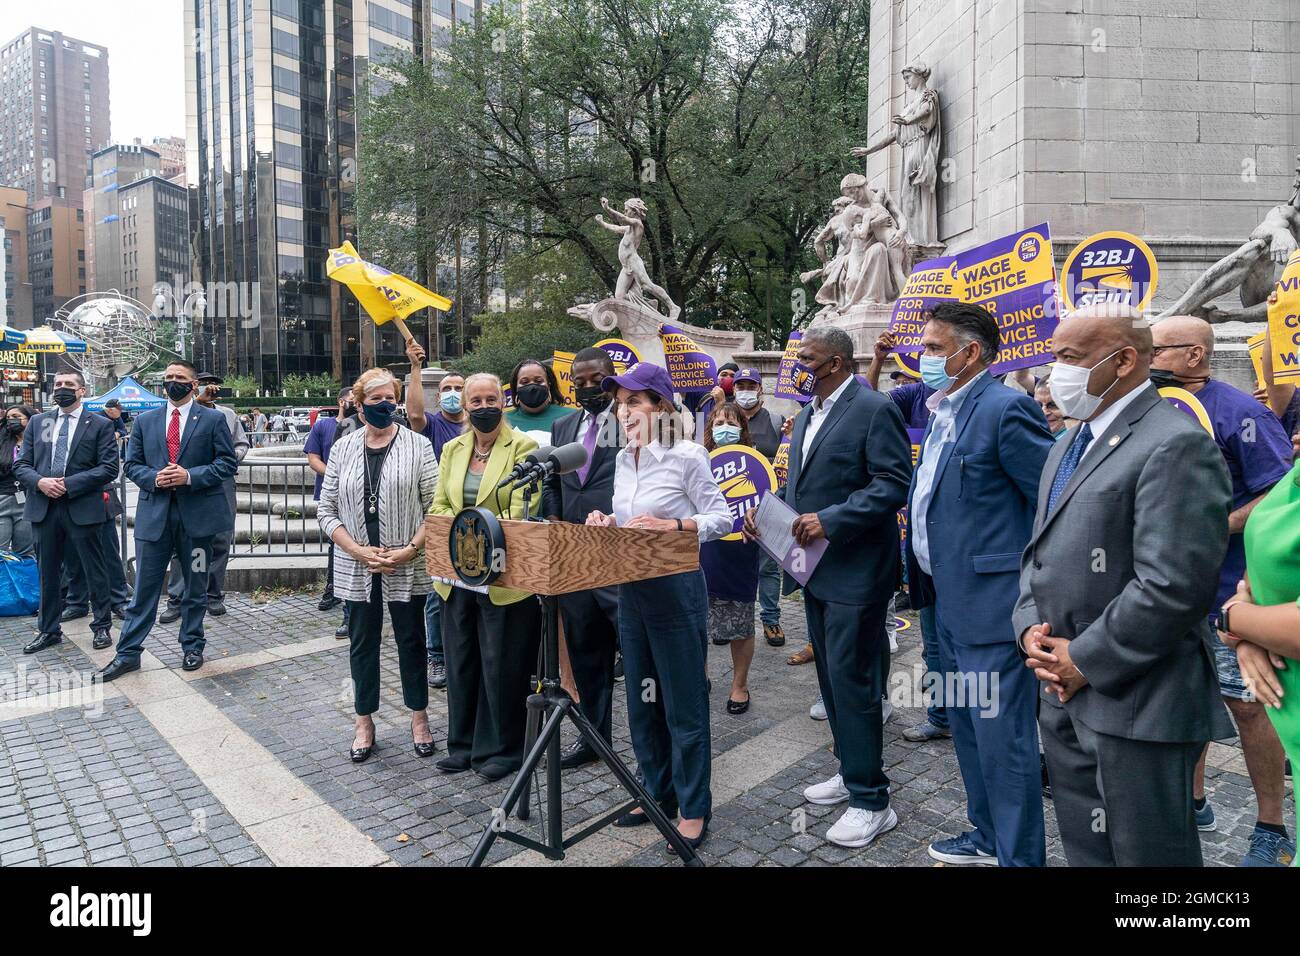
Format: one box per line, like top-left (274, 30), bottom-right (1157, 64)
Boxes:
top-left (911, 371), bottom-right (986, 575)
top-left (611, 439), bottom-right (732, 543)
top-left (167, 398), bottom-right (195, 444)
top-left (51, 404), bottom-right (83, 475)
top-left (801, 374), bottom-right (854, 459)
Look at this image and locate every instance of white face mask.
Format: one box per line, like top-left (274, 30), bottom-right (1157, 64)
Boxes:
top-left (1049, 349), bottom-right (1123, 421)
top-left (734, 389), bottom-right (759, 409)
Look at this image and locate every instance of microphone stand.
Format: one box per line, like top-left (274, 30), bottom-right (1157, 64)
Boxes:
top-left (466, 469), bottom-right (701, 866)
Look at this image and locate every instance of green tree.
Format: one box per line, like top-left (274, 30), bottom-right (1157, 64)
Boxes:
top-left (358, 0), bottom-right (871, 351)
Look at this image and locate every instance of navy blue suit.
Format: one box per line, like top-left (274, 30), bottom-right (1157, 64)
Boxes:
top-left (783, 377), bottom-right (911, 810)
top-left (905, 373), bottom-right (1053, 866)
top-left (113, 400), bottom-right (237, 663)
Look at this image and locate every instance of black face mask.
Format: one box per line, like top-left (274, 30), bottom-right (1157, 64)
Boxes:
top-left (516, 383), bottom-right (550, 410)
top-left (52, 387), bottom-right (78, 408)
top-left (4, 419), bottom-right (22, 436)
top-left (575, 384), bottom-right (611, 414)
top-left (165, 380), bottom-right (193, 402)
top-left (469, 406), bottom-right (503, 433)
top-left (363, 400), bottom-right (396, 429)
top-left (1149, 368), bottom-right (1207, 390)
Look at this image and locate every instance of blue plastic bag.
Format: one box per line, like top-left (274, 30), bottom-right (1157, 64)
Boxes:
top-left (0, 549), bottom-right (39, 616)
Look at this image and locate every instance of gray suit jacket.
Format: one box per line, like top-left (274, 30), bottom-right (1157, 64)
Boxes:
top-left (1012, 386), bottom-right (1235, 744)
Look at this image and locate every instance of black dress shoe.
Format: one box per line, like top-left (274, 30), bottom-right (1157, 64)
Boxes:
top-left (475, 762), bottom-right (514, 782)
top-left (22, 632), bottom-right (63, 654)
top-left (60, 607), bottom-right (88, 623)
top-left (207, 598), bottom-right (227, 616)
top-left (666, 813), bottom-right (711, 855)
top-left (157, 606), bottom-right (181, 625)
top-left (560, 740), bottom-right (600, 770)
top-left (91, 628), bottom-right (113, 650)
top-left (112, 605), bottom-right (127, 620)
top-left (436, 754), bottom-right (471, 774)
top-left (726, 694), bottom-right (751, 715)
top-left (99, 658), bottom-right (141, 682)
top-left (412, 734), bottom-right (437, 758)
top-left (182, 651), bottom-right (204, 671)
top-left (350, 738), bottom-right (375, 763)
top-left (318, 594), bottom-right (341, 611)
top-left (614, 798), bottom-right (678, 828)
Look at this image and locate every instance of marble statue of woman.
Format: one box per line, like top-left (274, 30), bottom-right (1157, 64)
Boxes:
top-left (851, 61), bottom-right (942, 247)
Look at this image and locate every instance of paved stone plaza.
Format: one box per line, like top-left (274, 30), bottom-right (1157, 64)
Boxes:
top-left (0, 589), bottom-right (1291, 867)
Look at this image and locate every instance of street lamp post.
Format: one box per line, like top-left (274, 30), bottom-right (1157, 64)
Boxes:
top-left (152, 286), bottom-right (207, 363)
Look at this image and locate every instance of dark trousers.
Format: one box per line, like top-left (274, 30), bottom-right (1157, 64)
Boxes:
top-left (619, 570), bottom-right (712, 820)
top-left (1040, 700), bottom-right (1204, 866)
top-left (804, 593), bottom-right (890, 810)
top-left (115, 502), bottom-right (213, 663)
top-left (558, 585), bottom-right (619, 745)
top-left (36, 503), bottom-right (111, 635)
top-left (347, 574), bottom-right (428, 716)
top-left (166, 529), bottom-right (231, 604)
top-left (64, 518), bottom-right (130, 611)
top-left (918, 605), bottom-right (948, 729)
top-left (933, 610), bottom-right (1045, 866)
top-left (443, 587), bottom-right (542, 772)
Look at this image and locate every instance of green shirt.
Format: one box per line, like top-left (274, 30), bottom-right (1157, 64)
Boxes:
top-left (462, 467), bottom-right (483, 505)
top-left (506, 402), bottom-right (575, 442)
top-left (1242, 460), bottom-right (1300, 809)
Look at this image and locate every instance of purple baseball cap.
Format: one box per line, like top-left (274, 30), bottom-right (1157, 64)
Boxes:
top-left (600, 361), bottom-right (676, 400)
top-left (734, 367), bottom-right (762, 385)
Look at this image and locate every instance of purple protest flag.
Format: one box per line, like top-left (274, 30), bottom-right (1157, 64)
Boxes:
top-left (658, 323), bottom-right (719, 393)
top-left (774, 331), bottom-right (814, 403)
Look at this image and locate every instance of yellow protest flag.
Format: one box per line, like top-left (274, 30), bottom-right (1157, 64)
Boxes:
top-left (1246, 331), bottom-right (1267, 389)
top-left (1268, 249), bottom-right (1300, 384)
top-left (551, 350), bottom-right (579, 407)
top-left (327, 241), bottom-right (452, 341)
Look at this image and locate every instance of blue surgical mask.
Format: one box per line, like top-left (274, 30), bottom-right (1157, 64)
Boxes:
top-left (713, 424), bottom-right (742, 446)
top-left (439, 390), bottom-right (462, 415)
top-left (919, 344), bottom-right (972, 392)
top-left (363, 400), bottom-right (396, 428)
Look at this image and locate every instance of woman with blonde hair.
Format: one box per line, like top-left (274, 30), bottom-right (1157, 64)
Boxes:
top-left (318, 368), bottom-right (439, 763)
top-left (430, 371), bottom-right (544, 781)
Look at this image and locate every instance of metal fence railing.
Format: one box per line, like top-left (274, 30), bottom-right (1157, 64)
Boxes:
top-left (230, 458), bottom-right (328, 559)
top-left (244, 429), bottom-right (309, 446)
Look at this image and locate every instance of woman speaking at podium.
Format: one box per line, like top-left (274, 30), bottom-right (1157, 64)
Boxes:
top-left (429, 372), bottom-right (543, 782)
top-left (585, 362), bottom-right (731, 852)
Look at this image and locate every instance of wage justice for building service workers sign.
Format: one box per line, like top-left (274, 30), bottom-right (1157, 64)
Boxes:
top-left (885, 224), bottom-right (1059, 374)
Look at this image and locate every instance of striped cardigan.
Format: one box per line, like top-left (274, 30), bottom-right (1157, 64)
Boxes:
top-left (317, 425), bottom-right (438, 603)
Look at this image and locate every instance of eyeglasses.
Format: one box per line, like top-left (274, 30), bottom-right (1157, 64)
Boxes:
top-left (1151, 344), bottom-right (1197, 356)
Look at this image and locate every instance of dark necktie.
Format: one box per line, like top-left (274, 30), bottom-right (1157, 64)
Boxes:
top-left (168, 408), bottom-right (182, 464)
top-left (51, 414), bottom-right (71, 475)
top-left (1046, 424), bottom-right (1093, 514)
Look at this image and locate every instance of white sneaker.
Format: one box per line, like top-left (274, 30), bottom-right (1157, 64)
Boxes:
top-left (809, 693), bottom-right (828, 721)
top-left (882, 698), bottom-right (894, 724)
top-left (803, 772), bottom-right (850, 805)
top-left (825, 806), bottom-right (899, 848)
top-left (888, 630), bottom-right (899, 654)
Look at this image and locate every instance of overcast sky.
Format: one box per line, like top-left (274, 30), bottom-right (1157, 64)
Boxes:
top-left (0, 1), bottom-right (187, 145)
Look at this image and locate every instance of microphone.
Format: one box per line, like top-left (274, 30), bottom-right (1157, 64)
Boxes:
top-left (495, 445), bottom-right (554, 490)
top-left (506, 442), bottom-right (589, 490)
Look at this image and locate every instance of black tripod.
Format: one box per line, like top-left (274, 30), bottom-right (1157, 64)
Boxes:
top-left (466, 478), bottom-right (701, 866)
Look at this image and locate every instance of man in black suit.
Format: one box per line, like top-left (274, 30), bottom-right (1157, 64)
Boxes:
top-left (15, 369), bottom-right (120, 653)
top-left (543, 347), bottom-right (624, 769)
top-left (63, 482), bottom-right (132, 621)
top-left (746, 326), bottom-right (911, 849)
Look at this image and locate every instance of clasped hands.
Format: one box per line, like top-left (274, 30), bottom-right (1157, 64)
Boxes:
top-left (37, 476), bottom-right (66, 498)
top-left (1022, 623), bottom-right (1088, 703)
top-left (585, 510), bottom-right (678, 532)
top-left (155, 464), bottom-right (190, 489)
top-left (351, 543), bottom-right (418, 575)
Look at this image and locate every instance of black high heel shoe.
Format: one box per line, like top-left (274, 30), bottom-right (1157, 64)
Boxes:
top-left (614, 798), bottom-right (678, 828)
top-left (412, 728), bottom-right (437, 758)
top-left (666, 813), bottom-right (711, 855)
top-left (350, 725), bottom-right (376, 763)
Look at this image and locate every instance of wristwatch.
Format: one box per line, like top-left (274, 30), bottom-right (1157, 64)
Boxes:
top-left (675, 518), bottom-right (683, 531)
top-left (1219, 599), bottom-right (1242, 636)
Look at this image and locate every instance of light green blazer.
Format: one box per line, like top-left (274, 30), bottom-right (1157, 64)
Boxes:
top-left (430, 422), bottom-right (540, 605)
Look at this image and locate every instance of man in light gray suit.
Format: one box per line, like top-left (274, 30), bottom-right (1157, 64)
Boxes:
top-left (1014, 305), bottom-right (1234, 867)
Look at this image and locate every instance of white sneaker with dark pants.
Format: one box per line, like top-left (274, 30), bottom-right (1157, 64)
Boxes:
top-left (826, 806), bottom-right (898, 848)
top-left (803, 773), bottom-right (849, 805)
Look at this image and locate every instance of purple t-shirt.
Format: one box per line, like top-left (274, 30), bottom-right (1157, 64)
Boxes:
top-left (885, 380), bottom-right (937, 429)
top-left (1197, 379), bottom-right (1293, 607)
top-left (304, 418), bottom-right (342, 500)
top-left (420, 411), bottom-right (465, 462)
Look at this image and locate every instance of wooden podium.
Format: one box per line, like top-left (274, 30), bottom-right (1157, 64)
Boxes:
top-left (423, 513), bottom-right (703, 866)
